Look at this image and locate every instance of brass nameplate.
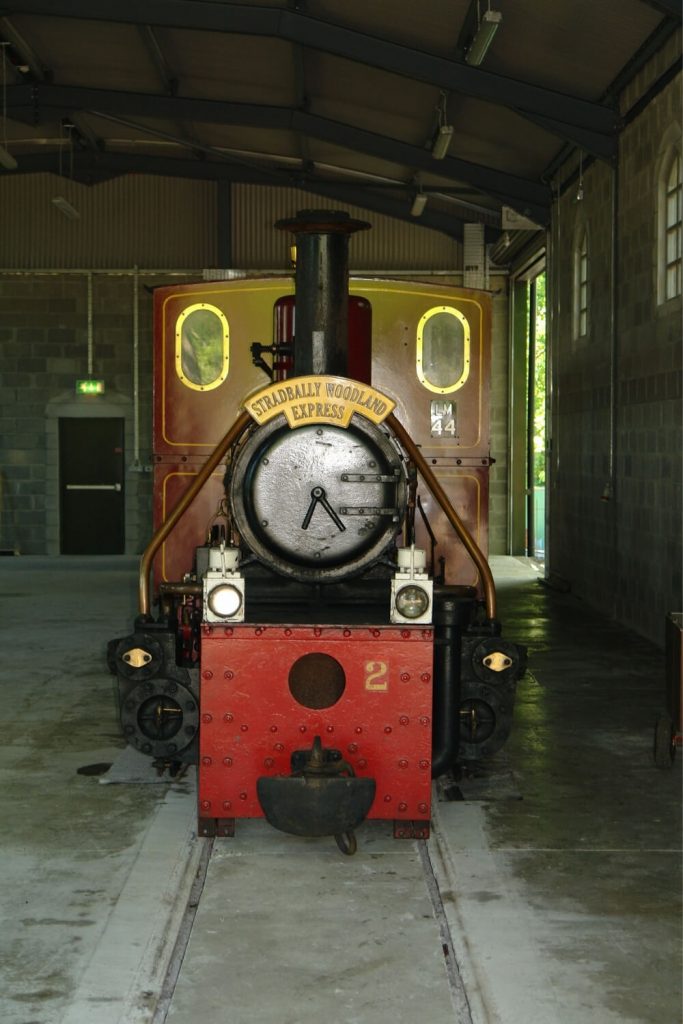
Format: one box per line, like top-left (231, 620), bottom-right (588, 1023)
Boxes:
top-left (244, 375), bottom-right (395, 428)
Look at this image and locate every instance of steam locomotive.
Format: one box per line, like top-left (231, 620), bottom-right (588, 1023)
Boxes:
top-left (111, 210), bottom-right (523, 854)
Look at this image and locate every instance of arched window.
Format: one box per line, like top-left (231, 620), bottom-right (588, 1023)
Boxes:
top-left (663, 151), bottom-right (682, 302)
top-left (656, 129), bottom-right (682, 306)
top-left (573, 228), bottom-right (589, 339)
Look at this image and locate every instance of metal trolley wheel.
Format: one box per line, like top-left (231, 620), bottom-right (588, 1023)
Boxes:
top-left (653, 713), bottom-right (676, 769)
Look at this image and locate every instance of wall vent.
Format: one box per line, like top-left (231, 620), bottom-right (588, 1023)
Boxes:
top-left (463, 223), bottom-right (487, 290)
top-left (202, 268), bottom-right (246, 281)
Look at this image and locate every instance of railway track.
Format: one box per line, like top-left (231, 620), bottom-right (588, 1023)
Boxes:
top-left (152, 821), bottom-right (474, 1024)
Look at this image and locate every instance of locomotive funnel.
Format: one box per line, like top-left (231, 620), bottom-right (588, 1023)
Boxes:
top-left (276, 209), bottom-right (369, 377)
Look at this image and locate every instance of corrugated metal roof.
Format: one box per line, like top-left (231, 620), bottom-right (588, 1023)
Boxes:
top-left (232, 184), bottom-right (462, 270)
top-left (0, 2), bottom-right (679, 245)
top-left (0, 173), bottom-right (217, 269)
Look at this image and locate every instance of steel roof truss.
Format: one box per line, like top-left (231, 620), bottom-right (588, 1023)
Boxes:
top-left (14, 149), bottom-right (491, 240)
top-left (7, 1), bottom-right (618, 140)
top-left (6, 82), bottom-right (551, 220)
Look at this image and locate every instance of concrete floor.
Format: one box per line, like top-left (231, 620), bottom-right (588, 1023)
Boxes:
top-left (1, 555), bottom-right (680, 1024)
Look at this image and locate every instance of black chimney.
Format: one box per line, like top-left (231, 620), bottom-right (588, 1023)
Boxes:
top-left (276, 210), bottom-right (369, 377)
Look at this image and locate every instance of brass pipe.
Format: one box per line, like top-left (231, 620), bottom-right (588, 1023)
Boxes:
top-left (386, 412), bottom-right (497, 621)
top-left (138, 409), bottom-right (252, 616)
top-left (158, 582), bottom-right (203, 597)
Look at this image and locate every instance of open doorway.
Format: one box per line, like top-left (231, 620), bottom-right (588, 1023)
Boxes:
top-left (527, 274), bottom-right (546, 560)
top-left (509, 262), bottom-right (547, 561)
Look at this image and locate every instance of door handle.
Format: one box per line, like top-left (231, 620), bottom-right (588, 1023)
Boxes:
top-left (65, 484), bottom-right (122, 492)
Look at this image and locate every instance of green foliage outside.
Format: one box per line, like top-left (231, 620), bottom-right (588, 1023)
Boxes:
top-left (533, 273), bottom-right (546, 486)
top-left (183, 309), bottom-right (225, 385)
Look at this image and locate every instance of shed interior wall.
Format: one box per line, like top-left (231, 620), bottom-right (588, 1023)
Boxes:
top-left (547, 59), bottom-right (681, 645)
top-left (1, 32), bottom-right (680, 645)
top-left (0, 234), bottom-right (511, 561)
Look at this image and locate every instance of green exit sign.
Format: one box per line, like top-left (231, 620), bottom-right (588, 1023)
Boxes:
top-left (76, 379), bottom-right (105, 395)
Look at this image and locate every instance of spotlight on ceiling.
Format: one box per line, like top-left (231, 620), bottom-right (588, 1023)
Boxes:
top-left (465, 9), bottom-right (502, 66)
top-left (0, 144), bottom-right (17, 170)
top-left (431, 91), bottom-right (453, 160)
top-left (51, 195), bottom-right (80, 220)
top-left (411, 192), bottom-right (427, 217)
top-left (432, 124), bottom-right (454, 160)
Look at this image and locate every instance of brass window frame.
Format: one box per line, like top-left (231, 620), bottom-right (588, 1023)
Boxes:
top-left (416, 305), bottom-right (471, 394)
top-left (175, 303), bottom-right (230, 392)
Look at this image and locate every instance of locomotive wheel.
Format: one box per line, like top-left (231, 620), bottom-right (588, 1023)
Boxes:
top-left (458, 682), bottom-right (513, 761)
top-left (653, 714), bottom-right (676, 769)
top-left (120, 678), bottom-right (199, 758)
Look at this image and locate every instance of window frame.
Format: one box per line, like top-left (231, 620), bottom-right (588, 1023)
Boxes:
top-left (573, 226), bottom-right (589, 340)
top-left (175, 303), bottom-right (230, 392)
top-left (415, 305), bottom-right (471, 395)
top-left (663, 150), bottom-right (682, 303)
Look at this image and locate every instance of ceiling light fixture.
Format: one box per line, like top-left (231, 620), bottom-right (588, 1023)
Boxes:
top-left (0, 41), bottom-right (17, 170)
top-left (465, 5), bottom-right (502, 66)
top-left (51, 195), bottom-right (80, 220)
top-left (52, 122), bottom-right (80, 219)
top-left (411, 191), bottom-right (427, 217)
top-left (432, 125), bottom-right (454, 160)
top-left (574, 152), bottom-right (584, 202)
top-left (432, 91), bottom-right (453, 160)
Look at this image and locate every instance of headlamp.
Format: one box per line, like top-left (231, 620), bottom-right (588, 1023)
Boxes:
top-left (395, 584), bottom-right (430, 619)
top-left (207, 583), bottom-right (243, 618)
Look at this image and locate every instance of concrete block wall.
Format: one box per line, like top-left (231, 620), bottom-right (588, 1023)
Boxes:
top-left (616, 64), bottom-right (682, 641)
top-left (1, 267), bottom-right (512, 561)
top-left (549, 158), bottom-right (616, 614)
top-left (0, 273), bottom-right (187, 556)
top-left (548, 51), bottom-right (681, 645)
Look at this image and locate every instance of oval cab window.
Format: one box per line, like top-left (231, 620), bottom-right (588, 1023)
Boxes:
top-left (416, 306), bottom-right (470, 394)
top-left (175, 304), bottom-right (229, 391)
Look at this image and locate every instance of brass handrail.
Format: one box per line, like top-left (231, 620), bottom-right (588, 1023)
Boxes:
top-left (386, 412), bottom-right (497, 621)
top-left (138, 410), bottom-right (252, 616)
top-left (138, 405), bottom-right (496, 621)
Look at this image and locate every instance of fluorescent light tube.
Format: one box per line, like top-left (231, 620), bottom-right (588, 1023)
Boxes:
top-left (465, 10), bottom-right (502, 66)
top-left (411, 193), bottom-right (427, 217)
top-left (432, 124), bottom-right (453, 160)
top-left (52, 195), bottom-right (80, 220)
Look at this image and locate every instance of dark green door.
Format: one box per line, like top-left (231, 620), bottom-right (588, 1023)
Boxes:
top-left (59, 418), bottom-right (125, 554)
